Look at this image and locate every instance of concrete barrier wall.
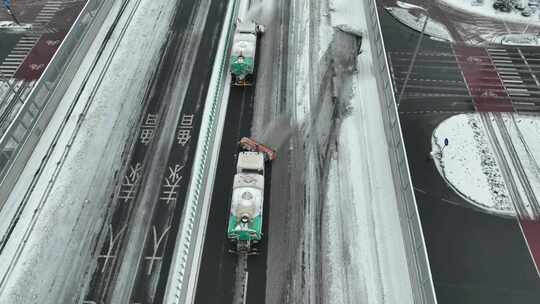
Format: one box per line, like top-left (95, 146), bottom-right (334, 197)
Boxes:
top-left (364, 0), bottom-right (438, 303)
top-left (0, 0), bottom-right (114, 206)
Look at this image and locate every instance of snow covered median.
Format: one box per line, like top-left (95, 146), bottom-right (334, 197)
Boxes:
top-left (431, 113), bottom-right (540, 217)
top-left (432, 113), bottom-right (514, 216)
top-left (441, 0), bottom-right (540, 24)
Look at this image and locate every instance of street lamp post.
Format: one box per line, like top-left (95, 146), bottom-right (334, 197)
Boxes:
top-left (397, 9), bottom-right (429, 107)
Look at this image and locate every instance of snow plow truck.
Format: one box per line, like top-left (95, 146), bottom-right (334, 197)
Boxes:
top-left (227, 139), bottom-right (275, 254)
top-left (230, 21), bottom-right (264, 86)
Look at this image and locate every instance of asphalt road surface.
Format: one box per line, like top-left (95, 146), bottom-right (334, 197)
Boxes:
top-left (194, 36), bottom-right (269, 304)
top-left (380, 7), bottom-right (540, 304)
top-left (83, 0), bottom-right (227, 303)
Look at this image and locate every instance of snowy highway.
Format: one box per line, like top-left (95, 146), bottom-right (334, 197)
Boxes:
top-left (0, 0), bottom-right (224, 303)
top-left (195, 1), bottom-right (288, 303)
top-left (193, 72), bottom-right (268, 304)
top-left (6, 0), bottom-right (540, 303)
top-left (82, 0), bottom-right (227, 303)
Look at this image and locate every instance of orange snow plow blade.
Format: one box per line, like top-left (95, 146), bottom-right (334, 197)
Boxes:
top-left (239, 137), bottom-right (277, 161)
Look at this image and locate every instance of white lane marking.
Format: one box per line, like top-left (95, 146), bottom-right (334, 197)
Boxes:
top-left (502, 79), bottom-right (524, 84)
top-left (513, 101), bottom-right (535, 105)
top-left (497, 67), bottom-right (519, 71)
top-left (488, 49), bottom-right (507, 52)
top-left (242, 271), bottom-right (249, 304)
top-left (499, 71), bottom-right (519, 75)
top-left (414, 187), bottom-right (427, 194)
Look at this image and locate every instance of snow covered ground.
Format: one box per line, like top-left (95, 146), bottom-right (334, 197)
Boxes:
top-left (385, 0), bottom-right (540, 45)
top-left (311, 0), bottom-right (414, 304)
top-left (510, 114), bottom-right (540, 207)
top-left (255, 0), bottom-right (430, 301)
top-left (0, 0), bottom-right (177, 301)
top-left (431, 113), bottom-right (514, 216)
top-left (0, 81), bottom-right (8, 98)
top-left (442, 0), bottom-right (540, 24)
top-left (431, 113), bottom-right (540, 218)
top-left (516, 114), bottom-right (540, 163)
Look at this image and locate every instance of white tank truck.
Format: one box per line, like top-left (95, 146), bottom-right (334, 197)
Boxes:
top-left (229, 20), bottom-right (264, 86)
top-left (227, 138), bottom-right (276, 254)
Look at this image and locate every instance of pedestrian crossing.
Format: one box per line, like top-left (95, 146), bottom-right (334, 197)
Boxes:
top-left (386, 46), bottom-right (540, 113)
top-left (487, 47), bottom-right (540, 103)
top-left (0, 1), bottom-right (67, 78)
top-left (35, 1), bottom-right (65, 24)
top-left (0, 35), bottom-right (41, 78)
top-left (386, 49), bottom-right (474, 112)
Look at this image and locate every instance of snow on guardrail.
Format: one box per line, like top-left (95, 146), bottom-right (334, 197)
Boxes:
top-left (163, 0), bottom-right (239, 303)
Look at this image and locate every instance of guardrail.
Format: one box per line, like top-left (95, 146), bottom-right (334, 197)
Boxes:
top-left (0, 0), bottom-right (114, 206)
top-left (163, 0), bottom-right (238, 303)
top-left (364, 0), bottom-right (438, 303)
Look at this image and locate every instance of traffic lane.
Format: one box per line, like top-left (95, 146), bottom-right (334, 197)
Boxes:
top-left (400, 113), bottom-right (540, 304)
top-left (392, 66), bottom-right (465, 84)
top-left (394, 79), bottom-right (469, 94)
top-left (84, 0), bottom-right (215, 301)
top-left (140, 0), bottom-right (229, 302)
top-left (398, 97), bottom-right (475, 113)
top-left (193, 87), bottom-right (253, 304)
top-left (246, 162), bottom-right (270, 304)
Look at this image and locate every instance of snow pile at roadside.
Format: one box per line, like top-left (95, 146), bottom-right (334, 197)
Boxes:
top-left (441, 0), bottom-right (540, 24)
top-left (385, 5), bottom-right (453, 41)
top-left (320, 0), bottom-right (415, 303)
top-left (515, 114), bottom-right (540, 162)
top-left (329, 0), bottom-right (363, 36)
top-left (431, 113), bottom-right (513, 216)
top-left (0, 0), bottom-right (177, 301)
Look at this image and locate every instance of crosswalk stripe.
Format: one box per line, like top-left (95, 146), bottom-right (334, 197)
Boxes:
top-left (509, 93), bottom-right (531, 97)
top-left (501, 75), bottom-right (522, 79)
